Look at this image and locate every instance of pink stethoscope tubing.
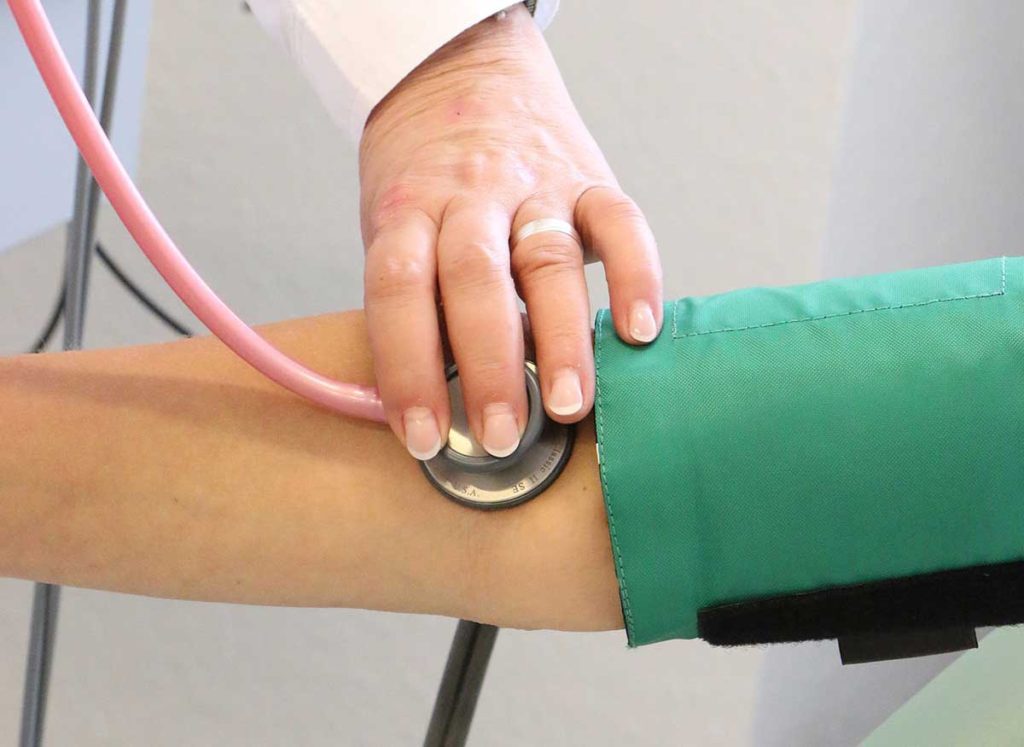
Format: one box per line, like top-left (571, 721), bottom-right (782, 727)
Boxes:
top-left (8, 0), bottom-right (387, 423)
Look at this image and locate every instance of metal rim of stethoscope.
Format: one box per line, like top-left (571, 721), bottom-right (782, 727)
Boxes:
top-left (421, 361), bottom-right (575, 510)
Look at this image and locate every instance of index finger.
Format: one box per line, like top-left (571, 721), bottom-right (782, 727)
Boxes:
top-left (364, 210), bottom-right (450, 460)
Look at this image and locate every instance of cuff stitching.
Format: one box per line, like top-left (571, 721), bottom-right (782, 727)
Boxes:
top-left (672, 256), bottom-right (1007, 339)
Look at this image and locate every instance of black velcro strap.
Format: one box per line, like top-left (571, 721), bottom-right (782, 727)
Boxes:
top-left (697, 559), bottom-right (1024, 661)
top-left (838, 626), bottom-right (977, 665)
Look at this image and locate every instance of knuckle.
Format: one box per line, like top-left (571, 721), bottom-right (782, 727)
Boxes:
top-left (600, 192), bottom-right (646, 227)
top-left (459, 358), bottom-right (520, 404)
top-left (574, 184), bottom-right (614, 219)
top-left (455, 146), bottom-right (516, 188)
top-left (365, 253), bottom-right (433, 301)
top-left (577, 185), bottom-right (643, 225)
top-left (456, 151), bottom-right (490, 186)
top-left (622, 255), bottom-right (664, 289)
top-left (443, 241), bottom-right (509, 290)
top-left (512, 236), bottom-right (583, 280)
top-left (613, 250), bottom-right (660, 279)
top-left (463, 355), bottom-right (510, 381)
top-left (538, 324), bottom-right (586, 353)
top-left (366, 181), bottom-right (426, 235)
top-left (385, 380), bottom-right (441, 412)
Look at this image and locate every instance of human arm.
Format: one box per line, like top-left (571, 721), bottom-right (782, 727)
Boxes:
top-left (0, 310), bottom-right (623, 633)
top-left (6, 257), bottom-right (1023, 656)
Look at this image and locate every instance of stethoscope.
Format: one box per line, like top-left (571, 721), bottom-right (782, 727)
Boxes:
top-left (8, 0), bottom-right (575, 509)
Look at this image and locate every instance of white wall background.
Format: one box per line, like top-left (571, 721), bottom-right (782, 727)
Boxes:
top-left (0, 1), bottom-right (856, 743)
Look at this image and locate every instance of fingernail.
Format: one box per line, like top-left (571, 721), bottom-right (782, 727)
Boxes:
top-left (549, 368), bottom-right (583, 416)
top-left (630, 301), bottom-right (658, 343)
top-left (482, 403), bottom-right (521, 458)
top-left (403, 407), bottom-right (442, 461)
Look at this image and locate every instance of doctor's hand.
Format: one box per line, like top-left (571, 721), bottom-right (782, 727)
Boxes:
top-left (358, 2), bottom-right (662, 462)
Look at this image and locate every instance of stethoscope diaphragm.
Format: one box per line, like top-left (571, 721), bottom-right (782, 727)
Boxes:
top-left (420, 362), bottom-right (574, 509)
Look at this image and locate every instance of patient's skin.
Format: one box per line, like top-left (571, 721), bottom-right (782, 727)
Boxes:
top-left (0, 311), bottom-right (623, 634)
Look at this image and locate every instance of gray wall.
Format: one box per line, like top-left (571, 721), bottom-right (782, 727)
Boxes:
top-left (822, 0), bottom-right (1024, 276)
top-left (0, 1), bottom-right (854, 743)
top-left (754, 2), bottom-right (1024, 744)
top-left (0, 0), bottom-right (150, 253)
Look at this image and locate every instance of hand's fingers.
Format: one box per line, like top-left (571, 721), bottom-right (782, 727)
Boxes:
top-left (575, 185), bottom-right (664, 345)
top-left (437, 201), bottom-right (527, 458)
top-left (511, 200), bottom-right (593, 423)
top-left (364, 209), bottom-right (449, 461)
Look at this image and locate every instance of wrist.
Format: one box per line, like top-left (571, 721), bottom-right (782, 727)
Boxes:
top-left (431, 3), bottom-right (539, 68)
top-left (363, 4), bottom-right (544, 137)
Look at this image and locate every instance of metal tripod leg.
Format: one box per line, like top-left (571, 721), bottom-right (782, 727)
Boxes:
top-left (78, 0), bottom-right (130, 310)
top-left (423, 621), bottom-right (499, 747)
top-left (19, 585), bottom-right (61, 747)
top-left (19, 2), bottom-right (127, 744)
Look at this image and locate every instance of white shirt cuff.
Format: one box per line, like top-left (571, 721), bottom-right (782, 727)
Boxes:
top-left (248, 0), bottom-right (560, 143)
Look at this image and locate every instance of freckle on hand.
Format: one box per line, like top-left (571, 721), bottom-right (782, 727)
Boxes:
top-left (445, 95), bottom-right (489, 125)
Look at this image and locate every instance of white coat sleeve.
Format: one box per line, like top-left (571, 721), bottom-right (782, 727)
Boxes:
top-left (247, 0), bottom-right (560, 143)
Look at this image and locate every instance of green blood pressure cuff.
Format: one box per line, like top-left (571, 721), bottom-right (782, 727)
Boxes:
top-left (593, 256), bottom-right (1024, 654)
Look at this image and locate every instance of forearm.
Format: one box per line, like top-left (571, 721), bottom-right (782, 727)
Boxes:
top-left (0, 310), bottom-right (622, 632)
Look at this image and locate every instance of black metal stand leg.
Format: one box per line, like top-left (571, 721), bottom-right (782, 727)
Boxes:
top-left (423, 621), bottom-right (499, 747)
top-left (19, 585), bottom-right (61, 747)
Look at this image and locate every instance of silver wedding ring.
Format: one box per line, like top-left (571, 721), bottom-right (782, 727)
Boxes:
top-left (511, 218), bottom-right (582, 250)
top-left (511, 218), bottom-right (595, 264)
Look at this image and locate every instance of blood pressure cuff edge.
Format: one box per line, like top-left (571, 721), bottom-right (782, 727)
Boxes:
top-left (592, 256), bottom-right (1024, 648)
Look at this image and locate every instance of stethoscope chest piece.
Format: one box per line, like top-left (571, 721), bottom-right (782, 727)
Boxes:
top-left (421, 362), bottom-right (574, 510)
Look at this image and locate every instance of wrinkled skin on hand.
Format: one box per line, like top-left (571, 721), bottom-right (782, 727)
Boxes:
top-left (358, 3), bottom-right (662, 462)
